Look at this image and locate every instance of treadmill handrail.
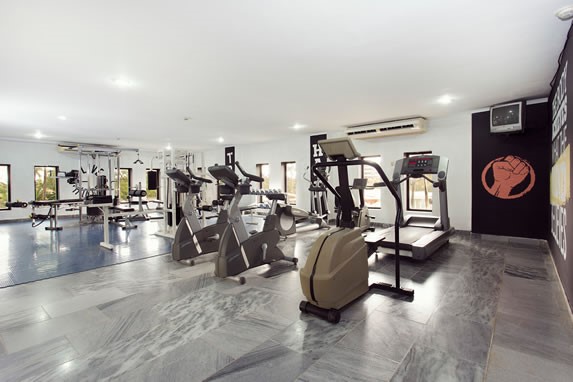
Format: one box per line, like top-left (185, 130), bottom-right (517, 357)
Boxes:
top-left (235, 161), bottom-right (264, 183)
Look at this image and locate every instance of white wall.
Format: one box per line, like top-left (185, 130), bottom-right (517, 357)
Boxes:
top-left (0, 112), bottom-right (472, 228)
top-left (202, 134), bottom-right (315, 211)
top-left (0, 140), bottom-right (161, 220)
top-left (351, 113), bottom-right (472, 230)
top-left (202, 112), bottom-right (472, 230)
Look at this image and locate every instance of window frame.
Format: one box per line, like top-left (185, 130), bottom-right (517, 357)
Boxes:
top-left (404, 150), bottom-right (433, 212)
top-left (118, 167), bottom-right (133, 202)
top-left (256, 163), bottom-right (270, 204)
top-left (34, 165), bottom-right (60, 201)
top-left (360, 155), bottom-right (383, 209)
top-left (0, 164), bottom-right (11, 211)
top-left (282, 161), bottom-right (296, 205)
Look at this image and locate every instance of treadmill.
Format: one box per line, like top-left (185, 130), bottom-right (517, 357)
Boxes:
top-left (377, 155), bottom-right (454, 260)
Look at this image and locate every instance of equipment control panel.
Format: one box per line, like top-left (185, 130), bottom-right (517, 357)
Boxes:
top-left (401, 156), bottom-right (440, 174)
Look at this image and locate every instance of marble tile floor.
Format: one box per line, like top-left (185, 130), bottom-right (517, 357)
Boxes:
top-left (0, 230), bottom-right (571, 381)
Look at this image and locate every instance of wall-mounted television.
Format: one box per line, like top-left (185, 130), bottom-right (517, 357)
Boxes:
top-left (490, 101), bottom-right (525, 134)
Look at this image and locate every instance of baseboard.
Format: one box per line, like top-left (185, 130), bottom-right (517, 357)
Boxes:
top-left (470, 232), bottom-right (547, 250)
top-left (548, 248), bottom-right (573, 320)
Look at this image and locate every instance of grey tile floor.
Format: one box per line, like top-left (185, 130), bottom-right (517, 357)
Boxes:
top-left (0, 230), bottom-right (572, 381)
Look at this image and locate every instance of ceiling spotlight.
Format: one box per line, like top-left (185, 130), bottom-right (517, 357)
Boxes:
top-left (437, 95), bottom-right (453, 105)
top-left (556, 5), bottom-right (573, 20)
top-left (217, 137), bottom-right (224, 143)
top-left (57, 115), bottom-right (67, 121)
top-left (292, 123), bottom-right (307, 130)
top-left (34, 131), bottom-right (44, 139)
top-left (165, 144), bottom-right (172, 151)
top-left (111, 77), bottom-right (133, 88)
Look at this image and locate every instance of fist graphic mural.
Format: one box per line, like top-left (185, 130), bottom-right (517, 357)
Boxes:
top-left (481, 155), bottom-right (535, 199)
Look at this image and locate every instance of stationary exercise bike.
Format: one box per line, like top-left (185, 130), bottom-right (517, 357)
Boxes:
top-left (167, 167), bottom-right (230, 263)
top-left (208, 162), bottom-right (297, 281)
top-left (299, 137), bottom-right (414, 323)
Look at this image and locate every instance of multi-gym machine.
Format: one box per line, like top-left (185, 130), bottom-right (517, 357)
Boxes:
top-left (208, 163), bottom-right (297, 283)
top-left (299, 137), bottom-right (414, 323)
top-left (167, 167), bottom-right (231, 264)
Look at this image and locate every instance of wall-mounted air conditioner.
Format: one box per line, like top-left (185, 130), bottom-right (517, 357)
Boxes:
top-left (345, 117), bottom-right (427, 139)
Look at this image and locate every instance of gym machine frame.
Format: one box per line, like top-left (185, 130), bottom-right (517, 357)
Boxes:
top-left (300, 153), bottom-right (414, 323)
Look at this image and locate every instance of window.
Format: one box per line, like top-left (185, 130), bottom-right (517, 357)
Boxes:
top-left (405, 151), bottom-right (433, 211)
top-left (282, 162), bottom-right (296, 205)
top-left (256, 163), bottom-right (270, 203)
top-left (146, 168), bottom-right (160, 200)
top-left (0, 165), bottom-right (11, 210)
top-left (360, 156), bottom-right (382, 209)
top-left (118, 168), bottom-right (132, 202)
top-left (34, 166), bottom-right (59, 201)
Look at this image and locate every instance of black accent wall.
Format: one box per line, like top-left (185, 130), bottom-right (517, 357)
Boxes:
top-left (471, 103), bottom-right (550, 239)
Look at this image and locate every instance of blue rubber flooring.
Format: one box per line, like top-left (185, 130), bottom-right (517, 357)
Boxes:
top-left (0, 219), bottom-right (173, 288)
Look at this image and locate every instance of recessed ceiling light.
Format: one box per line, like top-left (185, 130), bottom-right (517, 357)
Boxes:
top-left (291, 123), bottom-right (307, 130)
top-left (437, 95), bottom-right (453, 105)
top-left (165, 144), bottom-right (172, 150)
top-left (34, 131), bottom-right (44, 139)
top-left (217, 137), bottom-right (224, 143)
top-left (111, 77), bottom-right (133, 88)
top-left (556, 5), bottom-right (573, 20)
top-left (57, 115), bottom-right (67, 121)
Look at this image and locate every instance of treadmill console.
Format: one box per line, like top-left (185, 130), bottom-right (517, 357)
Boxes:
top-left (401, 156), bottom-right (440, 175)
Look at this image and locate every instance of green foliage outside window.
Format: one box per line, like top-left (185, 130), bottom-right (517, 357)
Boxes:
top-left (118, 169), bottom-right (131, 201)
top-left (0, 165), bottom-right (8, 208)
top-left (34, 166), bottom-right (58, 201)
top-left (284, 162), bottom-right (296, 205)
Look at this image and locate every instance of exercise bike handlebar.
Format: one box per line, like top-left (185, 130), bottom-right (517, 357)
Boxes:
top-left (235, 161), bottom-right (264, 183)
top-left (186, 166), bottom-right (212, 184)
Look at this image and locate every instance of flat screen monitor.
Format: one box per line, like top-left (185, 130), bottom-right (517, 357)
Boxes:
top-left (318, 137), bottom-right (361, 160)
top-left (490, 101), bottom-right (524, 134)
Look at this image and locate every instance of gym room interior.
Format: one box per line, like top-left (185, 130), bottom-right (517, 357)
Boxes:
top-left (0, 1), bottom-right (572, 381)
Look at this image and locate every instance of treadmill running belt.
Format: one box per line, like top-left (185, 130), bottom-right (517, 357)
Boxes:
top-left (380, 226), bottom-right (434, 246)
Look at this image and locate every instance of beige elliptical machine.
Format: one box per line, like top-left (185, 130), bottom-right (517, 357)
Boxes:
top-left (299, 137), bottom-right (414, 323)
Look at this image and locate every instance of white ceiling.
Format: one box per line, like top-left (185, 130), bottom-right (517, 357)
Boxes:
top-left (0, 0), bottom-right (570, 151)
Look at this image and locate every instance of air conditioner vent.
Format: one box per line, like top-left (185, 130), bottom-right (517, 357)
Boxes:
top-left (345, 118), bottom-right (426, 139)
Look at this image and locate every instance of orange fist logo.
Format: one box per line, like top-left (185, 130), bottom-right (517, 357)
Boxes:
top-left (481, 155), bottom-right (535, 199)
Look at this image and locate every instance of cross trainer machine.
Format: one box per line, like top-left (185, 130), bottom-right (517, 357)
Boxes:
top-left (376, 155), bottom-right (453, 260)
top-left (166, 167), bottom-right (230, 263)
top-left (208, 163), bottom-right (297, 282)
top-left (350, 178), bottom-right (375, 232)
top-left (306, 166), bottom-right (330, 225)
top-left (299, 137), bottom-right (413, 323)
